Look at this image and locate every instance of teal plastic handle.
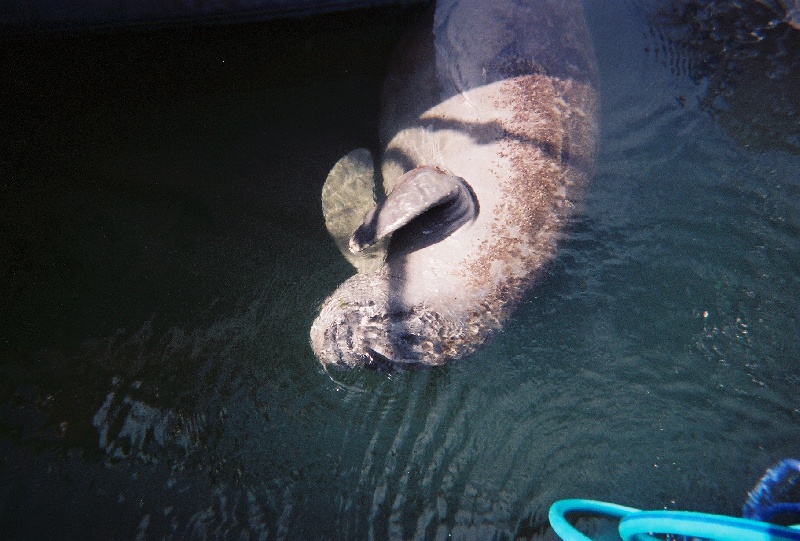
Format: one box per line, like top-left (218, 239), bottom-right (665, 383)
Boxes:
top-left (548, 499), bottom-right (644, 541)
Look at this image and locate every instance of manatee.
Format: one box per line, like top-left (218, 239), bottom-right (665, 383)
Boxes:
top-left (310, 0), bottom-right (599, 368)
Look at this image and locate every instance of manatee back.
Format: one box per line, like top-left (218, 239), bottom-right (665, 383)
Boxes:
top-left (380, 0), bottom-right (599, 191)
top-left (432, 0), bottom-right (599, 94)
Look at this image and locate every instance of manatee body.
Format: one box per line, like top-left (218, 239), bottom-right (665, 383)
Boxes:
top-left (311, 0), bottom-right (599, 368)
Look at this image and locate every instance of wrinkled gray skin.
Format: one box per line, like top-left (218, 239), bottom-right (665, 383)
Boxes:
top-left (311, 0), bottom-right (599, 368)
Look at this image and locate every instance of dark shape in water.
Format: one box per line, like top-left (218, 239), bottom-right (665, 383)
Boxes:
top-left (650, 0), bottom-right (800, 153)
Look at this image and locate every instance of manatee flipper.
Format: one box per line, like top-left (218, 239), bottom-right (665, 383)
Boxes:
top-left (350, 166), bottom-right (478, 253)
top-left (321, 148), bottom-right (388, 273)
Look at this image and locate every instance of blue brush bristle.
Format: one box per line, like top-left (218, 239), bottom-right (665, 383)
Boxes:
top-left (743, 459), bottom-right (800, 525)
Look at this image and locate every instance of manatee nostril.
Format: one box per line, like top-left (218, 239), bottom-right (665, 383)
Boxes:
top-left (365, 348), bottom-right (395, 370)
top-left (344, 325), bottom-right (355, 351)
top-left (399, 333), bottom-right (421, 346)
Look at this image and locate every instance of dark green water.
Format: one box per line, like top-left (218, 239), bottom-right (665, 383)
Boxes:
top-left (1, 1), bottom-right (799, 540)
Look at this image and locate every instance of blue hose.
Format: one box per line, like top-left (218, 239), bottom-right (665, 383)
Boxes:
top-left (619, 510), bottom-right (800, 541)
top-left (549, 499), bottom-right (800, 541)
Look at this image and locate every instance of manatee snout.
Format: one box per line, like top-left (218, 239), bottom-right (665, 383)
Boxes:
top-left (310, 273), bottom-right (392, 369)
top-left (310, 272), bottom-right (446, 369)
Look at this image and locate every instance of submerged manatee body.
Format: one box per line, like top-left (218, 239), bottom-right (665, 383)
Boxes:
top-left (311, 0), bottom-right (599, 368)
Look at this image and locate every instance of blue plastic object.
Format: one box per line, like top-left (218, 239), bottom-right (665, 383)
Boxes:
top-left (744, 458), bottom-right (800, 525)
top-left (548, 499), bottom-right (655, 541)
top-left (549, 498), bottom-right (800, 541)
top-left (619, 510), bottom-right (800, 541)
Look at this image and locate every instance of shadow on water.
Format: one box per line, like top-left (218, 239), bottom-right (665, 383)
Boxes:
top-left (1, 1), bottom-right (799, 540)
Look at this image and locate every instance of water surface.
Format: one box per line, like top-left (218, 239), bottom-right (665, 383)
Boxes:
top-left (1, 1), bottom-right (799, 539)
